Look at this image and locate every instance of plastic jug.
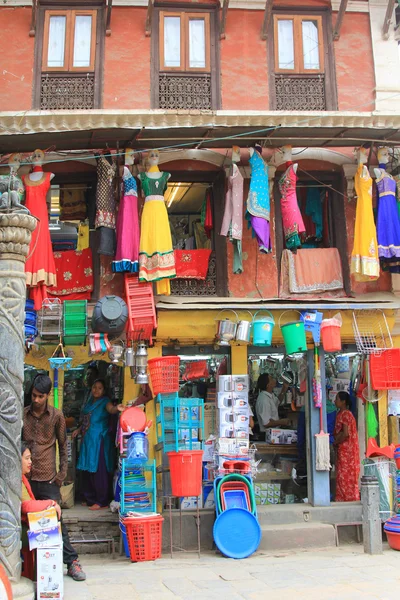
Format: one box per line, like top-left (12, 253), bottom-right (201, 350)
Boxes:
top-left (126, 432), bottom-right (149, 464)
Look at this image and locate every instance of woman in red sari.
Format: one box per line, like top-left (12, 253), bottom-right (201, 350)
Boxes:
top-left (334, 391), bottom-right (360, 501)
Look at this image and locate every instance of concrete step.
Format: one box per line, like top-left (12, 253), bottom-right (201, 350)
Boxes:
top-left (259, 522), bottom-right (336, 552)
top-left (257, 501), bottom-right (362, 526)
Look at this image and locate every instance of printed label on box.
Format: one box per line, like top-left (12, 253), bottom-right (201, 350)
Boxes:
top-left (28, 525), bottom-right (62, 551)
top-left (265, 428), bottom-right (297, 445)
top-left (217, 392), bottom-right (249, 409)
top-left (217, 438), bottom-right (250, 456)
top-left (28, 508), bottom-right (58, 533)
top-left (217, 375), bottom-right (249, 394)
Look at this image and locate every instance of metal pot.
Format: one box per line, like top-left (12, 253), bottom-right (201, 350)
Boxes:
top-left (215, 310), bottom-right (238, 346)
top-left (235, 310), bottom-right (253, 344)
top-left (108, 341), bottom-right (125, 364)
top-left (136, 369), bottom-right (148, 384)
top-left (124, 347), bottom-right (135, 367)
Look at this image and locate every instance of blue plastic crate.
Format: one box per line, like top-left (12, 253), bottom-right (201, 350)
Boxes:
top-left (155, 394), bottom-right (204, 452)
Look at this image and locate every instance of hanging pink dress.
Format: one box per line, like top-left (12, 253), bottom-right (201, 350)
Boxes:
top-left (112, 169), bottom-right (139, 273)
top-left (279, 164), bottom-right (305, 250)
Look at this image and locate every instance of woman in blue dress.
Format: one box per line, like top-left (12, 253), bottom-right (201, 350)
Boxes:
top-left (73, 379), bottom-right (125, 510)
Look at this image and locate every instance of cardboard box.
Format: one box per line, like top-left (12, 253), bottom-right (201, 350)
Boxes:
top-left (28, 508), bottom-right (58, 533)
top-left (203, 463), bottom-right (214, 481)
top-left (28, 525), bottom-right (62, 551)
top-left (180, 495), bottom-right (202, 510)
top-left (37, 547), bottom-right (64, 600)
top-left (265, 428), bottom-right (297, 445)
top-left (217, 392), bottom-right (249, 409)
top-left (203, 404), bottom-right (217, 438)
top-left (218, 424), bottom-right (249, 439)
top-left (217, 437), bottom-right (249, 457)
top-left (254, 483), bottom-right (281, 505)
top-left (203, 437), bottom-right (216, 462)
top-left (203, 484), bottom-right (215, 509)
top-left (218, 406), bottom-right (249, 424)
top-left (217, 375), bottom-right (249, 394)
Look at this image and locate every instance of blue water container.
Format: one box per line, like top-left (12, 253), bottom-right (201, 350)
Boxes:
top-left (126, 432), bottom-right (149, 464)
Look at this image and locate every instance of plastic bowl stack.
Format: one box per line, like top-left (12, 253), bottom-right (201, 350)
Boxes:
top-left (384, 515), bottom-right (400, 550)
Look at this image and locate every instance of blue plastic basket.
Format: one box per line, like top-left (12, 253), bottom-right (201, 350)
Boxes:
top-left (222, 489), bottom-right (249, 511)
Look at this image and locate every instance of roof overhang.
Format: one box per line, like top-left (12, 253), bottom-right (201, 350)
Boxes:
top-left (2, 110), bottom-right (400, 153)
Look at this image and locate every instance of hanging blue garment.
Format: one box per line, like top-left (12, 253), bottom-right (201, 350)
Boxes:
top-left (305, 188), bottom-right (323, 240)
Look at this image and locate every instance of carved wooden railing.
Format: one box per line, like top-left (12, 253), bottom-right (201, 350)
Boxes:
top-left (158, 72), bottom-right (212, 110)
top-left (275, 73), bottom-right (326, 111)
top-left (40, 73), bottom-right (95, 110)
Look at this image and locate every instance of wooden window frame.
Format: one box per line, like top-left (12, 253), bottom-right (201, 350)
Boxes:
top-left (273, 14), bottom-right (324, 74)
top-left (159, 10), bottom-right (211, 73)
top-left (42, 9), bottom-right (97, 72)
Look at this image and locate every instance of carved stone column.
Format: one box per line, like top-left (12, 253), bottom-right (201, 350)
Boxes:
top-left (0, 213), bottom-right (37, 599)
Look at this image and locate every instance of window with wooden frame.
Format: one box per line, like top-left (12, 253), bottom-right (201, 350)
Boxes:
top-left (159, 11), bottom-right (211, 73)
top-left (42, 10), bottom-right (97, 72)
top-left (274, 15), bottom-right (323, 74)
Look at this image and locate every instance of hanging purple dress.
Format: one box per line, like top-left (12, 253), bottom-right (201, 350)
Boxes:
top-left (246, 151), bottom-right (271, 252)
top-left (112, 169), bottom-right (139, 273)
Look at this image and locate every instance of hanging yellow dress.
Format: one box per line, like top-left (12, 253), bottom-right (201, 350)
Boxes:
top-left (138, 171), bottom-right (176, 295)
top-left (351, 164), bottom-right (380, 281)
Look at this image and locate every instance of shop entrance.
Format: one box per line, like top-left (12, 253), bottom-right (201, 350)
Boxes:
top-left (23, 360), bottom-right (124, 508)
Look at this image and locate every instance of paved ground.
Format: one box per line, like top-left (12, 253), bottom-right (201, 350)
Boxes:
top-left (64, 544), bottom-right (400, 600)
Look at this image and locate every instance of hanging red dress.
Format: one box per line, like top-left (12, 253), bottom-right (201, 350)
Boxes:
top-left (23, 172), bottom-right (57, 310)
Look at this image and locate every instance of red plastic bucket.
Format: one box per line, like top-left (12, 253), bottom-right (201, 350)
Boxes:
top-left (320, 323), bottom-right (341, 352)
top-left (167, 450), bottom-right (204, 496)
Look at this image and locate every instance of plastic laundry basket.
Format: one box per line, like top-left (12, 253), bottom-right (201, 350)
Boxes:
top-left (124, 515), bottom-right (164, 562)
top-left (148, 356), bottom-right (180, 395)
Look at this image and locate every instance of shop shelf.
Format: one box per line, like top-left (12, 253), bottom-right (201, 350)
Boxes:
top-left (63, 300), bottom-right (87, 345)
top-left (120, 459), bottom-right (156, 514)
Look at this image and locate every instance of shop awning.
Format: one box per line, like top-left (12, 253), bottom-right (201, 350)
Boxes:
top-left (155, 292), bottom-right (400, 312)
top-left (2, 110), bottom-right (400, 152)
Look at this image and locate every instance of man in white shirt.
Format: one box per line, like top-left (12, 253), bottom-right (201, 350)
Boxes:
top-left (255, 373), bottom-right (290, 435)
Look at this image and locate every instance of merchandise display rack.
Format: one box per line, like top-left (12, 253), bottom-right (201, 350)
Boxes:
top-left (120, 459), bottom-right (156, 514)
top-left (155, 393), bottom-right (204, 453)
top-left (163, 495), bottom-right (201, 559)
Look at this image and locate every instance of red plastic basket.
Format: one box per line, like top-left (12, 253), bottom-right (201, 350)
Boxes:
top-left (124, 274), bottom-right (157, 343)
top-left (370, 349), bottom-right (400, 390)
top-left (124, 515), bottom-right (164, 562)
top-left (148, 356), bottom-right (180, 395)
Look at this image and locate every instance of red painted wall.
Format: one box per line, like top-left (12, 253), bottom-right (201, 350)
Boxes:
top-left (103, 7), bottom-right (151, 109)
top-left (0, 7), bottom-right (34, 111)
top-left (334, 11), bottom-right (375, 111)
top-left (227, 180), bottom-right (279, 298)
top-left (220, 10), bottom-right (269, 111)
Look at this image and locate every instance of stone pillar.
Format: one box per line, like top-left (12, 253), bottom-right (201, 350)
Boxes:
top-left (361, 475), bottom-right (383, 555)
top-left (0, 213), bottom-right (37, 598)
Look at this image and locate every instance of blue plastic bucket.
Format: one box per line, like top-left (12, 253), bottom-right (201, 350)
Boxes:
top-left (119, 521), bottom-right (130, 558)
top-left (252, 311), bottom-right (275, 347)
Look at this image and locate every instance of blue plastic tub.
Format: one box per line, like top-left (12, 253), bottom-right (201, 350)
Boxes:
top-left (213, 508), bottom-right (261, 559)
top-left (223, 489), bottom-right (249, 511)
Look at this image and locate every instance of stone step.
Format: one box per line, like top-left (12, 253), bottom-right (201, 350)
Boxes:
top-left (258, 522), bottom-right (336, 552)
top-left (257, 502), bottom-right (362, 526)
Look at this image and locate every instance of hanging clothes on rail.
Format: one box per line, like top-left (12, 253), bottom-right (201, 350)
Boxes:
top-left (95, 155), bottom-right (117, 256)
top-left (279, 163), bottom-right (305, 250)
top-left (351, 164), bottom-right (379, 281)
top-left (246, 150), bottom-right (271, 252)
top-left (23, 172), bottom-right (57, 310)
top-left (138, 171), bottom-right (176, 295)
top-left (376, 169), bottom-right (400, 272)
top-left (221, 164), bottom-right (244, 274)
top-left (112, 168), bottom-right (139, 273)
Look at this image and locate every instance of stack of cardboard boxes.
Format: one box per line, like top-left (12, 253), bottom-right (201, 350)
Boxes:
top-left (27, 508), bottom-right (63, 599)
top-left (214, 375), bottom-right (251, 475)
